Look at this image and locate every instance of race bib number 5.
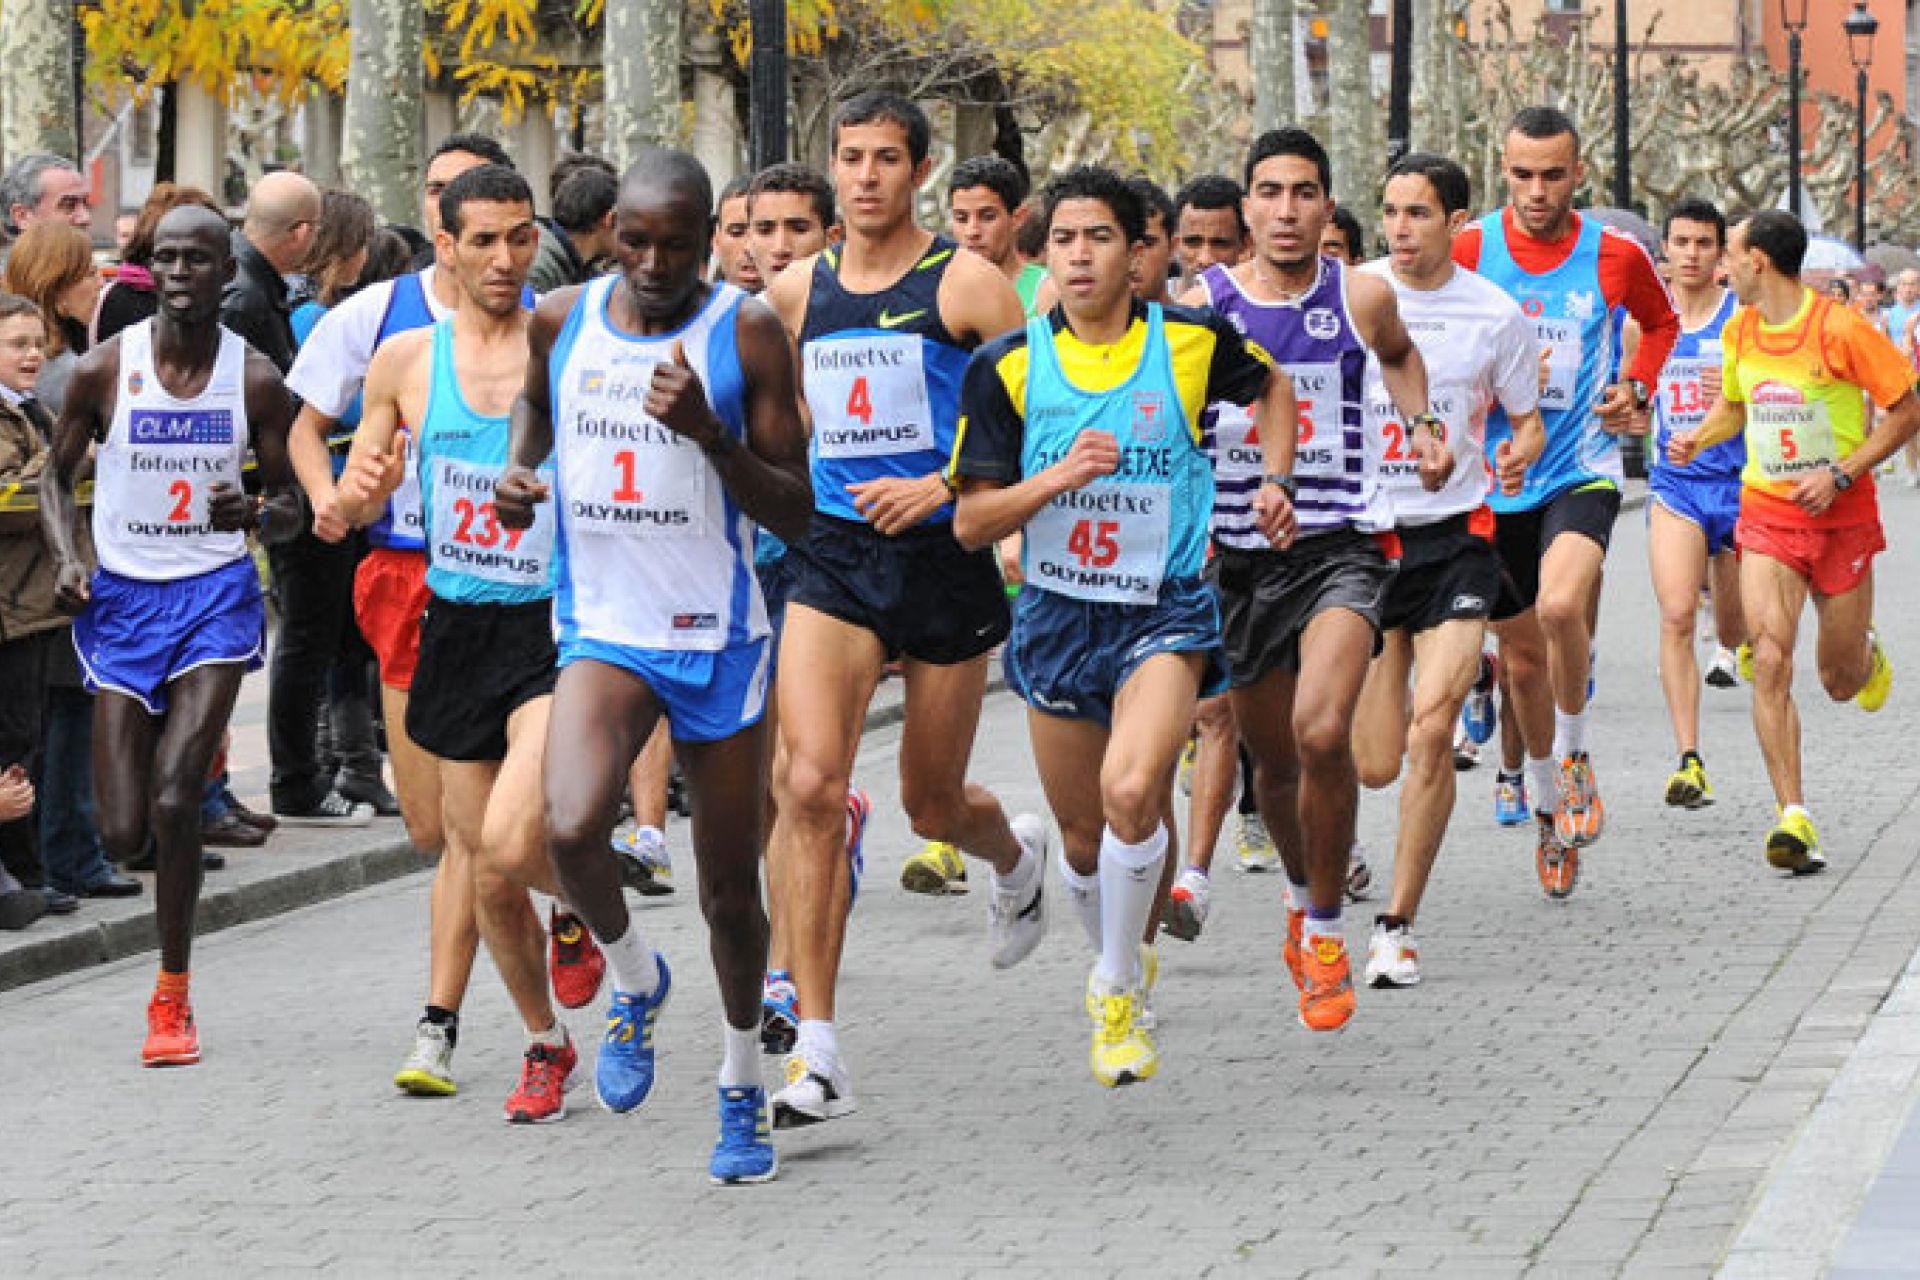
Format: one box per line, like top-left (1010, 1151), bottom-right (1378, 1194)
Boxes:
top-left (1285, 362), bottom-right (1341, 478)
top-left (1025, 483), bottom-right (1170, 605)
top-left (805, 335), bottom-right (935, 460)
top-left (1749, 395), bottom-right (1838, 482)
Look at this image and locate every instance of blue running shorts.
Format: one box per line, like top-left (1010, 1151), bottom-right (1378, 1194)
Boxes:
top-left (1004, 576), bottom-right (1226, 727)
top-left (72, 556), bottom-right (265, 714)
top-left (1649, 469), bottom-right (1742, 557)
top-left (558, 636), bottom-right (772, 743)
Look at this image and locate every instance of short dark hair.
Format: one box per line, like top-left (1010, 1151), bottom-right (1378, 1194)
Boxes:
top-left (949, 155), bottom-right (1028, 214)
top-left (1040, 165), bottom-right (1145, 246)
top-left (749, 163), bottom-right (836, 230)
top-left (1173, 174), bottom-right (1247, 236)
top-left (1128, 176), bottom-right (1177, 236)
top-left (357, 228), bottom-right (416, 291)
top-left (1508, 105), bottom-right (1580, 151)
top-left (439, 164), bottom-right (534, 238)
top-left (623, 149), bottom-right (715, 222)
top-left (553, 165), bottom-right (618, 234)
top-left (716, 173), bottom-right (752, 214)
top-left (547, 152), bottom-right (615, 207)
top-left (429, 132), bottom-right (514, 171)
top-left (831, 92), bottom-right (931, 167)
top-left (1664, 196), bottom-right (1726, 247)
top-left (1244, 128), bottom-right (1332, 194)
top-left (1741, 209), bottom-right (1808, 277)
top-left (1385, 152), bottom-right (1471, 216)
top-left (1327, 207), bottom-right (1366, 258)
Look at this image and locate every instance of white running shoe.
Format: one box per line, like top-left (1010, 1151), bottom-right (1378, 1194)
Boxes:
top-left (1365, 919), bottom-right (1421, 989)
top-left (1346, 842), bottom-right (1374, 902)
top-left (612, 821), bottom-right (674, 896)
top-left (988, 815), bottom-right (1049, 969)
top-left (771, 1051), bottom-right (858, 1128)
top-left (1236, 813), bottom-right (1280, 872)
top-left (393, 1019), bottom-right (458, 1095)
top-left (1705, 647), bottom-right (1740, 689)
top-left (1162, 866), bottom-right (1211, 942)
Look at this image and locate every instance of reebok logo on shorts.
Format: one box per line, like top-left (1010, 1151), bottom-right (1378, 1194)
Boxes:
top-left (1452, 594), bottom-right (1486, 613)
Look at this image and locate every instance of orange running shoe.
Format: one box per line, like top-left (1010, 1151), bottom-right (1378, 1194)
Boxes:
top-left (1299, 932), bottom-right (1356, 1032)
top-left (1553, 751), bottom-right (1605, 848)
top-left (1283, 904), bottom-right (1306, 990)
top-left (142, 992), bottom-right (200, 1067)
top-left (550, 908), bottom-right (606, 1010)
top-left (1535, 818), bottom-right (1580, 900)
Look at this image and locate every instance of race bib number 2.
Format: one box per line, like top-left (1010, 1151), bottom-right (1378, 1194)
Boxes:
top-left (1025, 483), bottom-right (1170, 605)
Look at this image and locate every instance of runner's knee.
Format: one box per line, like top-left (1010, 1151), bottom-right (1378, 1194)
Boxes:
top-left (1098, 766), bottom-right (1164, 841)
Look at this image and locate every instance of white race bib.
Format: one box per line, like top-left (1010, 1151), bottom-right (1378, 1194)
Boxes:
top-left (805, 335), bottom-right (934, 459)
top-left (1211, 404), bottom-right (1263, 484)
top-left (389, 467), bottom-right (426, 542)
top-left (114, 457), bottom-right (242, 545)
top-left (1660, 357), bottom-right (1715, 435)
top-left (1285, 361), bottom-right (1343, 479)
top-left (1749, 395), bottom-right (1837, 482)
top-left (1026, 483), bottom-right (1170, 605)
top-left (429, 457), bottom-right (554, 587)
top-left (1534, 319), bottom-right (1583, 412)
top-left (563, 420), bottom-right (709, 539)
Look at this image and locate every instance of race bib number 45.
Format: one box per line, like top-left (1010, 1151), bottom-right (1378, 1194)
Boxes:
top-left (1025, 483), bottom-right (1170, 605)
top-left (805, 335), bottom-right (935, 460)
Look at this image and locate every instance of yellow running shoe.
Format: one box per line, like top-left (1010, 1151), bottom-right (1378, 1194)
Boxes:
top-left (1663, 754), bottom-right (1713, 809)
top-left (1137, 942), bottom-right (1161, 1030)
top-left (1087, 974), bottom-right (1158, 1087)
top-left (1177, 736), bottom-right (1197, 796)
top-left (1857, 632), bottom-right (1893, 713)
top-left (1737, 642), bottom-right (1756, 684)
top-left (900, 840), bottom-right (967, 895)
top-left (1765, 808), bottom-right (1826, 875)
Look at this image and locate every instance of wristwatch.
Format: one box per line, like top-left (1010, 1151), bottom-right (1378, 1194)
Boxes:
top-left (1624, 377), bottom-right (1651, 411)
top-left (1411, 412), bottom-right (1446, 444)
top-left (1263, 472), bottom-right (1297, 500)
top-left (1828, 462), bottom-right (1853, 491)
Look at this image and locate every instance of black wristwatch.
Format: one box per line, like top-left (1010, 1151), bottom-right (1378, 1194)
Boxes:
top-left (1624, 378), bottom-right (1651, 411)
top-left (1263, 472), bottom-right (1297, 500)
top-left (1829, 462), bottom-right (1854, 491)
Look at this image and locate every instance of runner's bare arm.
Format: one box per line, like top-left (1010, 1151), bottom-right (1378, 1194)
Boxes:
top-left (333, 332), bottom-right (422, 527)
top-left (1668, 396), bottom-right (1746, 466)
top-left (290, 403), bottom-right (345, 540)
top-left (40, 342), bottom-right (119, 610)
top-left (1495, 407), bottom-right (1547, 495)
top-left (1249, 365), bottom-right (1299, 549)
top-left (952, 430), bottom-right (1121, 552)
top-left (497, 290), bottom-right (571, 530)
top-left (228, 351), bottom-right (302, 544)
top-left (1817, 389), bottom-right (1920, 492)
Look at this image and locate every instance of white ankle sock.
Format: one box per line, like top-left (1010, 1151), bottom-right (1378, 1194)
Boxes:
top-left (796, 1018), bottom-right (839, 1071)
top-left (601, 923), bottom-right (659, 996)
top-left (993, 841), bottom-right (1039, 895)
top-left (1552, 709), bottom-right (1587, 758)
top-left (719, 1019), bottom-right (762, 1088)
top-left (1058, 849), bottom-right (1102, 951)
top-left (530, 1021), bottom-right (568, 1049)
top-left (1283, 878), bottom-right (1308, 915)
top-left (1525, 756), bottom-right (1557, 817)
top-left (1096, 825), bottom-right (1167, 988)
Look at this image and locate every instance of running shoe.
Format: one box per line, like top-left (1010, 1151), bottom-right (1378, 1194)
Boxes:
top-left (760, 970), bottom-right (799, 1056)
top-left (1177, 736), bottom-right (1197, 796)
top-left (612, 822), bottom-right (674, 896)
top-left (1365, 919), bottom-right (1420, 989)
top-left (504, 1034), bottom-right (580, 1124)
top-left (1137, 941), bottom-right (1161, 1032)
top-left (711, 1086), bottom-right (778, 1185)
top-left (1453, 724), bottom-right (1481, 771)
top-left (1664, 754), bottom-right (1713, 809)
top-left (1088, 972), bottom-right (1158, 1087)
top-left (1283, 903), bottom-right (1306, 990)
top-left (1553, 751), bottom-right (1605, 847)
top-left (988, 815), bottom-right (1048, 968)
top-left (596, 955), bottom-right (671, 1113)
top-left (394, 1019), bottom-right (457, 1095)
top-left (549, 907), bottom-right (606, 1010)
top-left (273, 790), bottom-right (375, 827)
top-left (1858, 631), bottom-right (1893, 713)
top-left (844, 787), bottom-right (870, 910)
top-left (1586, 644), bottom-right (1597, 702)
top-left (1494, 771), bottom-right (1529, 827)
top-left (1162, 866), bottom-right (1211, 943)
top-left (1535, 818), bottom-right (1579, 900)
top-left (1236, 812), bottom-right (1280, 872)
top-left (142, 991), bottom-right (200, 1067)
top-left (1462, 652), bottom-right (1498, 744)
top-left (1299, 931), bottom-right (1356, 1032)
top-left (772, 1050), bottom-right (857, 1127)
top-left (1705, 647), bottom-right (1740, 689)
top-left (900, 840), bottom-right (967, 894)
top-left (1737, 641), bottom-right (1756, 684)
top-left (1765, 809), bottom-right (1826, 875)
top-left (1346, 842), bottom-right (1373, 902)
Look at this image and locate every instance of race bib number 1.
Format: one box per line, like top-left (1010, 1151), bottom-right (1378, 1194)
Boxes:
top-left (1025, 483), bottom-right (1170, 605)
top-left (1660, 357), bottom-right (1714, 435)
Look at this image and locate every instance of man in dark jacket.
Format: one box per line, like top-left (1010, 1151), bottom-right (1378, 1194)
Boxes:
top-left (527, 157), bottom-right (617, 295)
top-left (221, 171), bottom-right (320, 373)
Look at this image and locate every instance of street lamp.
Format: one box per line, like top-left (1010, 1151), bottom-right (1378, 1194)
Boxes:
top-left (1782, 0), bottom-right (1810, 219)
top-left (1613, 0), bottom-right (1630, 209)
top-left (1846, 0), bottom-right (1879, 252)
top-left (748, 0), bottom-right (789, 169)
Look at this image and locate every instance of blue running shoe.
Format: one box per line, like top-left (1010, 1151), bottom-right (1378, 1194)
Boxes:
top-left (1462, 653), bottom-right (1497, 745)
top-left (1586, 645), bottom-right (1597, 703)
top-left (1494, 772), bottom-right (1529, 827)
top-left (710, 1085), bottom-right (778, 1185)
top-left (596, 954), bottom-right (671, 1113)
top-left (760, 969), bottom-right (799, 1056)
top-left (845, 787), bottom-right (870, 911)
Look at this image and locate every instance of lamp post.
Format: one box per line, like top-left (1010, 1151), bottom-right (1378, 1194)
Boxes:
top-left (1782, 0), bottom-right (1810, 219)
top-left (748, 0), bottom-right (789, 170)
top-left (1846, 0), bottom-right (1880, 252)
top-left (1387, 0), bottom-right (1413, 164)
top-left (1613, 0), bottom-right (1630, 208)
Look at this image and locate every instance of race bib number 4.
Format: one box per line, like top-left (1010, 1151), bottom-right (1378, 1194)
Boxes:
top-left (805, 335), bottom-right (935, 460)
top-left (1749, 393), bottom-right (1838, 482)
top-left (1025, 483), bottom-right (1170, 605)
top-left (1285, 362), bottom-right (1343, 478)
top-left (430, 458), bottom-right (553, 586)
top-left (1534, 319), bottom-right (1583, 412)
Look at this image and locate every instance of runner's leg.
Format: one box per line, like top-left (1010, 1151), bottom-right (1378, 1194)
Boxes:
top-left (1649, 504), bottom-right (1711, 755)
top-left (1741, 553), bottom-right (1809, 809)
top-left (1387, 619), bottom-right (1485, 922)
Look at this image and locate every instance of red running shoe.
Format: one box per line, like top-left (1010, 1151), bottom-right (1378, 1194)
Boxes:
top-left (142, 992), bottom-right (200, 1067)
top-left (504, 1035), bottom-right (581, 1124)
top-left (550, 908), bottom-right (606, 1010)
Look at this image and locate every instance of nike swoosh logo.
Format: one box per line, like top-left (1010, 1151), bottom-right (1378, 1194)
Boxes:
top-left (877, 308), bottom-right (926, 329)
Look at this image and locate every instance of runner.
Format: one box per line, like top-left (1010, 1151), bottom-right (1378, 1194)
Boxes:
top-left (713, 175), bottom-right (765, 293)
top-left (333, 165), bottom-right (588, 1121)
top-left (1185, 127), bottom-right (1438, 1032)
top-left (495, 148), bottom-right (812, 1181)
top-left (1453, 106), bottom-right (1679, 897)
top-left (1645, 197), bottom-right (1746, 809)
top-left (952, 164), bottom-right (1286, 1084)
top-left (760, 91), bottom-right (1045, 1125)
top-left (1171, 175), bottom-right (1250, 290)
top-left (39, 205), bottom-right (301, 1064)
top-left (1349, 153), bottom-right (1543, 982)
top-left (948, 155), bottom-right (1047, 314)
top-left (1667, 209), bottom-right (1917, 874)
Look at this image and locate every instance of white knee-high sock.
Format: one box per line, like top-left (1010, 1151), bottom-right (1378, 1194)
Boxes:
top-left (1096, 824), bottom-right (1168, 989)
top-left (1058, 848), bottom-right (1102, 951)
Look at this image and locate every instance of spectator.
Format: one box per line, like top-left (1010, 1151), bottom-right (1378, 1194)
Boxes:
top-left (0, 155), bottom-right (93, 273)
top-left (113, 211), bottom-right (138, 260)
top-left (93, 183), bottom-right (223, 346)
top-left (528, 161), bottom-right (618, 294)
top-left (1320, 205), bottom-right (1366, 262)
top-left (0, 293), bottom-right (135, 917)
top-left (223, 170), bottom-right (321, 373)
top-left (3, 223), bottom-right (100, 415)
top-left (359, 228), bottom-right (416, 285)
